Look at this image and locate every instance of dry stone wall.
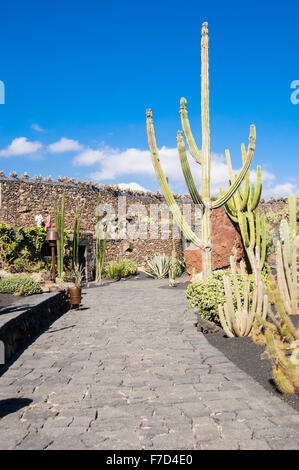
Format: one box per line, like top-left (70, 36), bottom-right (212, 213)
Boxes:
top-left (0, 174), bottom-right (290, 277)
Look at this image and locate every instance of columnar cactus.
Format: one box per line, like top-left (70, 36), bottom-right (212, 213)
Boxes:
top-left (221, 152), bottom-right (266, 270)
top-left (53, 191), bottom-right (66, 279)
top-left (73, 205), bottom-right (85, 268)
top-left (95, 194), bottom-right (108, 284)
top-left (218, 250), bottom-right (268, 337)
top-left (146, 22), bottom-right (256, 279)
top-left (280, 194), bottom-right (299, 265)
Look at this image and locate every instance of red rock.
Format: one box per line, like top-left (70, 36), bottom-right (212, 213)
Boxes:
top-left (184, 207), bottom-right (244, 273)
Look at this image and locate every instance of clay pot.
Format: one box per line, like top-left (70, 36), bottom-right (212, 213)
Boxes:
top-left (68, 286), bottom-right (81, 309)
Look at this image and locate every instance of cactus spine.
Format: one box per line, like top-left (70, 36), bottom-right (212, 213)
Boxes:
top-left (53, 191), bottom-right (66, 280)
top-left (221, 150), bottom-right (266, 270)
top-left (146, 22), bottom-right (256, 280)
top-left (218, 250), bottom-right (268, 337)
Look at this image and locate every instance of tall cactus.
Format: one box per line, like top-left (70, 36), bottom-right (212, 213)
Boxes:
top-left (73, 204), bottom-right (85, 268)
top-left (53, 191), bottom-right (66, 280)
top-left (95, 194), bottom-right (108, 284)
top-left (221, 151), bottom-right (266, 270)
top-left (146, 22), bottom-right (256, 279)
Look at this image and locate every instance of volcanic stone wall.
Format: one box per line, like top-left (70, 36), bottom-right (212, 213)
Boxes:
top-left (0, 174), bottom-right (290, 276)
top-left (0, 175), bottom-right (189, 270)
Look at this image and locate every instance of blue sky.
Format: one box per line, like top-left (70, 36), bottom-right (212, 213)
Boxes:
top-left (0, 0), bottom-right (298, 197)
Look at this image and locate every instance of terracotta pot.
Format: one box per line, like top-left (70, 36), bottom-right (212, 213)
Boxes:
top-left (68, 286), bottom-right (82, 309)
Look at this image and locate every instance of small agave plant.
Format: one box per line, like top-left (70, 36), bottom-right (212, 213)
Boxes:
top-left (145, 254), bottom-right (172, 279)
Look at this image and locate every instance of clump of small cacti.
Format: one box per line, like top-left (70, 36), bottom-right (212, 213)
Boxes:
top-left (218, 249), bottom-right (268, 337)
top-left (253, 218), bottom-right (299, 394)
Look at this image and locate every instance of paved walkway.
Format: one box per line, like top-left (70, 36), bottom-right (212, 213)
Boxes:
top-left (0, 278), bottom-right (299, 450)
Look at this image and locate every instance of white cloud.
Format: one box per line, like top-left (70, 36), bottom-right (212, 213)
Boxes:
top-left (73, 143), bottom-right (298, 199)
top-left (48, 138), bottom-right (83, 153)
top-left (0, 137), bottom-right (43, 157)
top-left (31, 123), bottom-right (46, 132)
top-left (262, 182), bottom-right (299, 198)
top-left (116, 182), bottom-right (151, 192)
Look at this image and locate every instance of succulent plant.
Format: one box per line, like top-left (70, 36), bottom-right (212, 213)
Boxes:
top-left (145, 254), bottom-right (172, 279)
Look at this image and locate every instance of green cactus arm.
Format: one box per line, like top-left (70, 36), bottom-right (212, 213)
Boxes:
top-left (225, 198), bottom-right (238, 216)
top-left (239, 144), bottom-right (250, 210)
top-left (223, 200), bottom-right (239, 223)
top-left (225, 150), bottom-right (241, 211)
top-left (273, 367), bottom-right (295, 395)
top-left (280, 219), bottom-right (291, 265)
top-left (179, 97), bottom-right (202, 165)
top-left (256, 212), bottom-right (261, 250)
top-left (146, 109), bottom-right (206, 249)
top-left (241, 213), bottom-right (250, 247)
top-left (248, 211), bottom-right (256, 250)
top-left (250, 165), bottom-right (262, 211)
top-left (177, 131), bottom-right (203, 206)
top-left (212, 125), bottom-right (256, 209)
top-left (260, 214), bottom-right (267, 268)
top-left (288, 194), bottom-right (297, 237)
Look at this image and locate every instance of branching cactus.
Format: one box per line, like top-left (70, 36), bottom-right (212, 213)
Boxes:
top-left (220, 152), bottom-right (266, 270)
top-left (146, 22), bottom-right (256, 279)
top-left (218, 250), bottom-right (268, 338)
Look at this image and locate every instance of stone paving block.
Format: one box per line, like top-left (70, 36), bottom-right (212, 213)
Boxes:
top-left (15, 431), bottom-right (54, 450)
top-left (151, 431), bottom-right (196, 450)
top-left (177, 402), bottom-right (210, 418)
top-left (200, 440), bottom-right (240, 450)
top-left (238, 439), bottom-right (271, 450)
top-left (267, 438), bottom-right (299, 450)
top-left (192, 416), bottom-right (220, 442)
top-left (253, 426), bottom-right (298, 440)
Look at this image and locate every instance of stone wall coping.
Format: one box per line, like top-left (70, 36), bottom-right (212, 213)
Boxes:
top-left (0, 174), bottom-right (296, 204)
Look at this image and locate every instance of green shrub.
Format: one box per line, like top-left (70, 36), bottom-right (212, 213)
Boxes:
top-left (186, 269), bottom-right (254, 325)
top-left (105, 258), bottom-right (138, 280)
top-left (0, 275), bottom-right (42, 295)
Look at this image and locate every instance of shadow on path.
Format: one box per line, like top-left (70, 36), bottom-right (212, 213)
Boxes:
top-left (0, 398), bottom-right (32, 418)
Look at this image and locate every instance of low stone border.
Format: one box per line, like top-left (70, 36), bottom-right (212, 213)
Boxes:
top-left (0, 291), bottom-right (69, 365)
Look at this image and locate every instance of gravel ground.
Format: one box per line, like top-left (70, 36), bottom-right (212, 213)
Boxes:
top-left (205, 325), bottom-right (299, 412)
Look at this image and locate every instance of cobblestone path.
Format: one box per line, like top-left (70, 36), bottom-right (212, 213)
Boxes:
top-left (1, 278), bottom-right (299, 450)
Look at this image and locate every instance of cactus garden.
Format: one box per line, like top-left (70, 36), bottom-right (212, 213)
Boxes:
top-left (0, 3), bottom-right (298, 451)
